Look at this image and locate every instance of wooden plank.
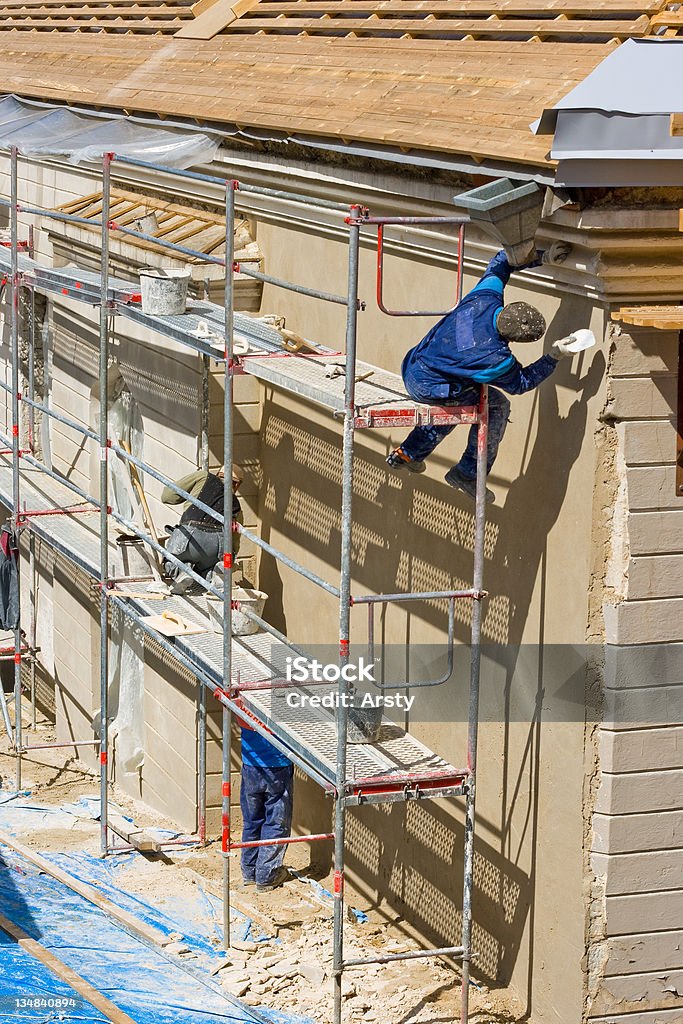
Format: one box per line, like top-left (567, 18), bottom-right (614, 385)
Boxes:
top-left (108, 811), bottom-right (163, 853)
top-left (651, 8), bottom-right (683, 25)
top-left (0, 911), bottom-right (139, 1024)
top-left (0, 0), bottom-right (189, 6)
top-left (0, 5), bottom-right (190, 16)
top-left (673, 113), bottom-right (683, 137)
top-left (244, 0), bottom-right (660, 10)
top-left (613, 306), bottom-right (683, 329)
top-left (230, 12), bottom-right (648, 33)
top-left (174, 0), bottom-right (259, 37)
top-left (0, 828), bottom-right (170, 947)
top-left (0, 16), bottom-right (182, 26)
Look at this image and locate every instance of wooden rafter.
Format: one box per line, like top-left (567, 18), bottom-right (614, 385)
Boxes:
top-left (612, 306), bottom-right (683, 330)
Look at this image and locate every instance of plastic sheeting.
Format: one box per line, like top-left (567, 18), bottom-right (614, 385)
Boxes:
top-left (108, 364), bottom-right (145, 526)
top-left (0, 846), bottom-right (265, 1024)
top-left (108, 603), bottom-right (145, 774)
top-left (0, 818), bottom-right (305, 1024)
top-left (0, 95), bottom-right (221, 169)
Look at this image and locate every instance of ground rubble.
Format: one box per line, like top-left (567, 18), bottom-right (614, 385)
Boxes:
top-left (0, 728), bottom-right (523, 1024)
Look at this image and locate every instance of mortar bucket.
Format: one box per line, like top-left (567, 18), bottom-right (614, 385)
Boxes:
top-left (347, 701), bottom-right (383, 744)
top-left (205, 586), bottom-right (268, 636)
top-left (139, 267), bottom-right (190, 316)
top-left (455, 179), bottom-right (546, 267)
top-left (134, 212), bottom-right (159, 236)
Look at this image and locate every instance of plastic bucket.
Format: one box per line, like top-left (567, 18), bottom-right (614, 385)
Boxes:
top-left (134, 212), bottom-right (159, 236)
top-left (115, 536), bottom-right (152, 577)
top-left (139, 268), bottom-right (190, 316)
top-left (347, 701), bottom-right (383, 744)
top-left (205, 586), bottom-right (268, 636)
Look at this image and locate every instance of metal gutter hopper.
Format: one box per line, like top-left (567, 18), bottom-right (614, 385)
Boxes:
top-left (454, 178), bottom-right (545, 266)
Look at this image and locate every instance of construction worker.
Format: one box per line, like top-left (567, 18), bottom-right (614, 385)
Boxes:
top-left (239, 713), bottom-right (294, 893)
top-left (161, 465), bottom-right (243, 581)
top-left (387, 244), bottom-right (574, 501)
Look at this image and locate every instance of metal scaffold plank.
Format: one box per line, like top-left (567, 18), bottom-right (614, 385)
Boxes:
top-left (0, 242), bottom-right (475, 426)
top-left (0, 458), bottom-right (466, 800)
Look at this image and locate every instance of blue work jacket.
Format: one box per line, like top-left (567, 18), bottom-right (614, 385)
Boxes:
top-left (241, 726), bottom-right (291, 769)
top-left (402, 251), bottom-right (558, 399)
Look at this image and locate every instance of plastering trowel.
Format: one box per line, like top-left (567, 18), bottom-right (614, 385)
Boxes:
top-left (564, 329), bottom-right (596, 353)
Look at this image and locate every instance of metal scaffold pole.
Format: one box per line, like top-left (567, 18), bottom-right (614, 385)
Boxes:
top-left (98, 153), bottom-right (112, 855)
top-left (332, 207), bottom-right (362, 1024)
top-left (198, 681), bottom-right (207, 845)
top-left (10, 145), bottom-right (23, 789)
top-left (222, 178), bottom-right (237, 949)
top-left (460, 384), bottom-right (488, 1024)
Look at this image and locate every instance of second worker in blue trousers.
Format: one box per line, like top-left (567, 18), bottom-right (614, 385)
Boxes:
top-left (387, 244), bottom-right (576, 503)
top-left (240, 719), bottom-right (294, 893)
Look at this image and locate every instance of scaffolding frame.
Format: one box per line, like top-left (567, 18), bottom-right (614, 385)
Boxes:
top-left (0, 144), bottom-right (489, 1024)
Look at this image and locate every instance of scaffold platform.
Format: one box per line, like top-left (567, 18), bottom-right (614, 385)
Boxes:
top-left (0, 245), bottom-right (477, 429)
top-left (0, 457), bottom-right (467, 805)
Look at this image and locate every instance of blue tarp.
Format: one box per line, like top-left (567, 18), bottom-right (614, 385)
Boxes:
top-left (0, 798), bottom-right (309, 1024)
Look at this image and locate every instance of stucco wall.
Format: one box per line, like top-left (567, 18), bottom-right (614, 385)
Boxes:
top-left (250, 214), bottom-right (609, 1021)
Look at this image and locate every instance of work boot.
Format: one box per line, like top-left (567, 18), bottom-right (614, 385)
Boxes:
top-left (386, 448), bottom-right (426, 473)
top-left (256, 866), bottom-right (290, 893)
top-left (445, 467), bottom-right (494, 504)
top-left (242, 875), bottom-right (256, 887)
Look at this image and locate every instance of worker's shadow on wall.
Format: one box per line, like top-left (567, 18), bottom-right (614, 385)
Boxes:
top-left (484, 343), bottom-right (605, 1011)
top-left (255, 345), bottom-right (606, 997)
top-left (256, 429), bottom-right (295, 634)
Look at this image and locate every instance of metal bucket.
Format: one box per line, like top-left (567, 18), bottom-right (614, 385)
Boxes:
top-left (347, 701), bottom-right (383, 744)
top-left (139, 267), bottom-right (190, 316)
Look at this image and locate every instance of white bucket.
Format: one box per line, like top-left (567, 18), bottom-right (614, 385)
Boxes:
top-left (205, 586), bottom-right (268, 636)
top-left (134, 212), bottom-right (159, 236)
top-left (139, 267), bottom-right (190, 316)
top-left (115, 536), bottom-right (152, 578)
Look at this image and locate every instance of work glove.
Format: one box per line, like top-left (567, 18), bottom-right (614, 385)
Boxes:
top-left (541, 241), bottom-right (572, 265)
top-left (551, 336), bottom-right (575, 359)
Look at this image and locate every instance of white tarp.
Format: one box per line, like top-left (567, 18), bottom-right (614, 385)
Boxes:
top-left (0, 95), bottom-right (221, 169)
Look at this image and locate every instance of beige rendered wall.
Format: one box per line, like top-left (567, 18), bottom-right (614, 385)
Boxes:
top-left (248, 213), bottom-right (609, 1022)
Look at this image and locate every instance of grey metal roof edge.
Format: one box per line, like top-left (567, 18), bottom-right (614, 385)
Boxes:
top-left (551, 149), bottom-right (683, 162)
top-left (535, 107), bottom-right (653, 136)
top-left (534, 37), bottom-right (683, 137)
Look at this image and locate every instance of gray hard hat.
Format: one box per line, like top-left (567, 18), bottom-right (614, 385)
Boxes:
top-left (497, 302), bottom-right (546, 343)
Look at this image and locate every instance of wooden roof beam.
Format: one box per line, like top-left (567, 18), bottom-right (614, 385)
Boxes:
top-left (174, 0), bottom-right (259, 37)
